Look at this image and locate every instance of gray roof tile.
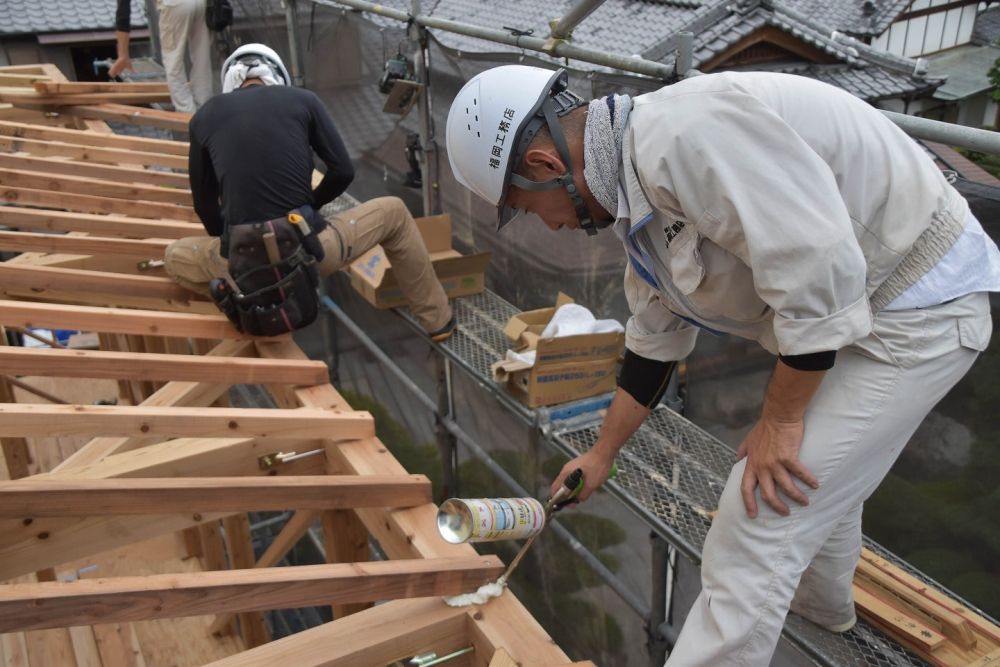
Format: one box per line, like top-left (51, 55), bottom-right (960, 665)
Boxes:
top-left (0, 0), bottom-right (147, 36)
top-left (972, 6), bottom-right (1000, 46)
top-left (779, 0), bottom-right (911, 36)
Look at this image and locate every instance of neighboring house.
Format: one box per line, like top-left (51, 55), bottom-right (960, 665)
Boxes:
top-left (786, 0), bottom-right (1000, 125)
top-left (0, 0), bottom-right (149, 81)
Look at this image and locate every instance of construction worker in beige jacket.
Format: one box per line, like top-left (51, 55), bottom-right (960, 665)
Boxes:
top-left (446, 66), bottom-right (1000, 665)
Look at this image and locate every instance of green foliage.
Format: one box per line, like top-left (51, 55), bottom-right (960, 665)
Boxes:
top-left (989, 52), bottom-right (1000, 104)
top-left (956, 146), bottom-right (1000, 180)
top-left (338, 389), bottom-right (443, 495)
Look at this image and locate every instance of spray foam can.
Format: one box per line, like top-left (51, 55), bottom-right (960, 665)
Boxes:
top-left (436, 497), bottom-right (546, 544)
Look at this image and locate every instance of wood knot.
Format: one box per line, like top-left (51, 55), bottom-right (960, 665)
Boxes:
top-left (22, 518), bottom-right (32, 527)
top-left (140, 424), bottom-right (150, 433)
top-left (37, 531), bottom-right (50, 540)
top-left (228, 420), bottom-right (238, 430)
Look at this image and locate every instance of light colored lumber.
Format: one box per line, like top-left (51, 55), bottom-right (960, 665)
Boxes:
top-left (0, 346), bottom-right (328, 385)
top-left (0, 556), bottom-right (505, 633)
top-left (0, 66), bottom-right (46, 75)
top-left (90, 623), bottom-right (147, 667)
top-left (854, 584), bottom-right (946, 652)
top-left (200, 597), bottom-right (470, 667)
top-left (34, 82), bottom-right (170, 95)
top-left (64, 104), bottom-right (191, 133)
top-left (1, 186), bottom-right (197, 222)
top-left (53, 339), bottom-right (249, 471)
top-left (0, 229), bottom-right (170, 257)
top-left (0, 403), bottom-right (374, 439)
top-left (0, 263), bottom-right (197, 302)
top-left (0, 73), bottom-right (49, 86)
top-left (0, 152), bottom-right (191, 188)
top-left (0, 135), bottom-right (184, 169)
top-left (856, 557), bottom-right (977, 650)
top-left (67, 625), bottom-right (102, 667)
top-left (0, 475), bottom-right (429, 516)
top-left (210, 510), bottom-right (320, 636)
top-left (322, 509), bottom-right (372, 619)
top-left (858, 548), bottom-right (1000, 644)
top-left (0, 167), bottom-right (191, 204)
top-left (223, 514), bottom-right (270, 648)
top-left (1, 91), bottom-right (172, 106)
top-left (0, 204), bottom-right (200, 239)
top-left (0, 631), bottom-right (29, 667)
top-left (0, 119), bottom-right (186, 155)
top-left (0, 300), bottom-right (242, 340)
top-left (489, 648), bottom-right (518, 667)
top-left (0, 374), bottom-right (31, 480)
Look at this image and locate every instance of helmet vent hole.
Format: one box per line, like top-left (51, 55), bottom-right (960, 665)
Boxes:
top-left (467, 124), bottom-right (471, 130)
top-left (477, 132), bottom-right (480, 137)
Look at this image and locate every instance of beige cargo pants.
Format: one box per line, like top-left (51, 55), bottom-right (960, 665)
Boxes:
top-left (164, 196), bottom-right (453, 333)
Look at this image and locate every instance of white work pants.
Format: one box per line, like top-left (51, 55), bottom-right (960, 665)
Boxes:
top-left (666, 290), bottom-right (992, 666)
top-left (158, 0), bottom-right (212, 112)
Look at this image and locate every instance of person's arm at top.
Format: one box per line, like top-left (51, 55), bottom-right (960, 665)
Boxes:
top-left (188, 129), bottom-right (224, 236)
top-left (109, 0), bottom-right (134, 78)
top-left (307, 93), bottom-right (354, 208)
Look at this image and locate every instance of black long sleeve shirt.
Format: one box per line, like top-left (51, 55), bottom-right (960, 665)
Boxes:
top-left (187, 84), bottom-right (354, 236)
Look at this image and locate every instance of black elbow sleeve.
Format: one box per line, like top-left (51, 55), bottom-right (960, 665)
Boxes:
top-left (778, 350), bottom-right (837, 371)
top-left (618, 349), bottom-right (677, 408)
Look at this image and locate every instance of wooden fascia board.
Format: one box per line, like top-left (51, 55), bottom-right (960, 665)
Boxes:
top-left (0, 300), bottom-right (242, 340)
top-left (0, 347), bottom-right (328, 386)
top-left (0, 475), bottom-right (430, 516)
top-left (0, 404), bottom-right (374, 440)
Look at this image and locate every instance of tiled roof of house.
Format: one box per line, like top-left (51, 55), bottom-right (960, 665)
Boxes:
top-left (779, 0), bottom-right (911, 37)
top-left (0, 0), bottom-right (147, 36)
top-left (972, 5), bottom-right (1000, 46)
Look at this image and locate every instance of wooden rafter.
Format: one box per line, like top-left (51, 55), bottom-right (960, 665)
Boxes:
top-left (0, 404), bottom-right (374, 439)
top-left (0, 152), bottom-right (192, 188)
top-left (0, 475), bottom-right (431, 516)
top-left (0, 346), bottom-right (326, 385)
top-left (0, 135), bottom-right (186, 169)
top-left (0, 300), bottom-right (241, 339)
top-left (0, 263), bottom-right (199, 301)
top-left (0, 168), bottom-right (192, 205)
top-left (1, 186), bottom-right (198, 222)
top-left (63, 103), bottom-right (192, 132)
top-left (0, 556), bottom-right (504, 633)
top-left (0, 119), bottom-right (187, 155)
top-left (0, 230), bottom-right (171, 258)
top-left (0, 205), bottom-right (202, 239)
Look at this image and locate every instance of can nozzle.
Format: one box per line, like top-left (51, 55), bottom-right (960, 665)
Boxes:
top-left (548, 462), bottom-right (618, 513)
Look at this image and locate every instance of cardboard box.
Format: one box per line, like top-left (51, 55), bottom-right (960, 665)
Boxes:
top-left (492, 293), bottom-right (624, 408)
top-left (349, 213), bottom-right (491, 309)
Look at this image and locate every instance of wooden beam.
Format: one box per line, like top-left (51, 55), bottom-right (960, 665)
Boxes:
top-left (0, 205), bottom-right (202, 239)
top-left (0, 475), bottom-right (429, 516)
top-left (34, 82), bottom-right (170, 95)
top-left (0, 347), bottom-right (328, 385)
top-left (210, 510), bottom-right (320, 636)
top-left (223, 514), bottom-right (270, 648)
top-left (322, 509), bottom-right (371, 619)
top-left (202, 598), bottom-right (470, 667)
top-left (0, 73), bottom-right (50, 86)
top-left (0, 119), bottom-right (186, 155)
top-left (0, 168), bottom-right (192, 204)
top-left (0, 373), bottom-right (30, 480)
top-left (0, 263), bottom-right (198, 302)
top-left (1, 92), bottom-right (173, 107)
top-left (1, 186), bottom-right (197, 222)
top-left (53, 339), bottom-right (251, 471)
top-left (0, 404), bottom-right (374, 439)
top-left (0, 135), bottom-right (185, 169)
top-left (0, 556), bottom-right (504, 633)
top-left (0, 152), bottom-right (191, 188)
top-left (63, 104), bottom-right (191, 133)
top-left (0, 230), bottom-right (170, 258)
top-left (0, 300), bottom-right (242, 339)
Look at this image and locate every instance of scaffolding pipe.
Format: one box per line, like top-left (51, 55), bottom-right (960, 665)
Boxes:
top-left (285, 0), bottom-right (305, 86)
top-left (676, 32), bottom-right (694, 78)
top-left (320, 296), bottom-right (651, 621)
top-left (550, 0), bottom-right (607, 40)
top-left (311, 0), bottom-right (1000, 156)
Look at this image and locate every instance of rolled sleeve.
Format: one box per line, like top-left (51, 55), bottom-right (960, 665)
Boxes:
top-left (624, 261), bottom-right (699, 361)
top-left (637, 90), bottom-right (871, 355)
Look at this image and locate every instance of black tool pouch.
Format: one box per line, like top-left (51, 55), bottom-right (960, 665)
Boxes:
top-left (213, 209), bottom-right (326, 337)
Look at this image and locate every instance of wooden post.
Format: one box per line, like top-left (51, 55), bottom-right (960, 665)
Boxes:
top-left (223, 514), bottom-right (270, 648)
top-left (321, 510), bottom-right (372, 620)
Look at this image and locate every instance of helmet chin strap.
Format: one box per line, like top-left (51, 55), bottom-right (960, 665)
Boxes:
top-left (508, 96), bottom-right (605, 236)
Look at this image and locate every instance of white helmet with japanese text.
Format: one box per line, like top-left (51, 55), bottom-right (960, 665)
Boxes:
top-left (446, 65), bottom-right (600, 234)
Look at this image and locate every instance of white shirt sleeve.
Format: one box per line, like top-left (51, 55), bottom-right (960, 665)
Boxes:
top-left (624, 260), bottom-right (699, 361)
top-left (635, 90), bottom-right (873, 355)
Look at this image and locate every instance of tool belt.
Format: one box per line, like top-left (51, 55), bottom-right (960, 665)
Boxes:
top-left (210, 206), bottom-right (326, 337)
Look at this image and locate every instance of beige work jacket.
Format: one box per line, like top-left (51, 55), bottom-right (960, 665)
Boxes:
top-left (616, 71), bottom-right (968, 361)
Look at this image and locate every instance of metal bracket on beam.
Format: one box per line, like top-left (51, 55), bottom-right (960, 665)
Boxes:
top-left (257, 448), bottom-right (324, 470)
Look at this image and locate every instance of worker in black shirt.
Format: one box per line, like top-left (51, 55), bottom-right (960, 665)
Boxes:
top-left (164, 44), bottom-right (454, 339)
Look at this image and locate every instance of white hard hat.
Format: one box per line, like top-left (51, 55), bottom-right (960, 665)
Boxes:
top-left (446, 65), bottom-right (596, 233)
top-left (221, 43), bottom-right (291, 89)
